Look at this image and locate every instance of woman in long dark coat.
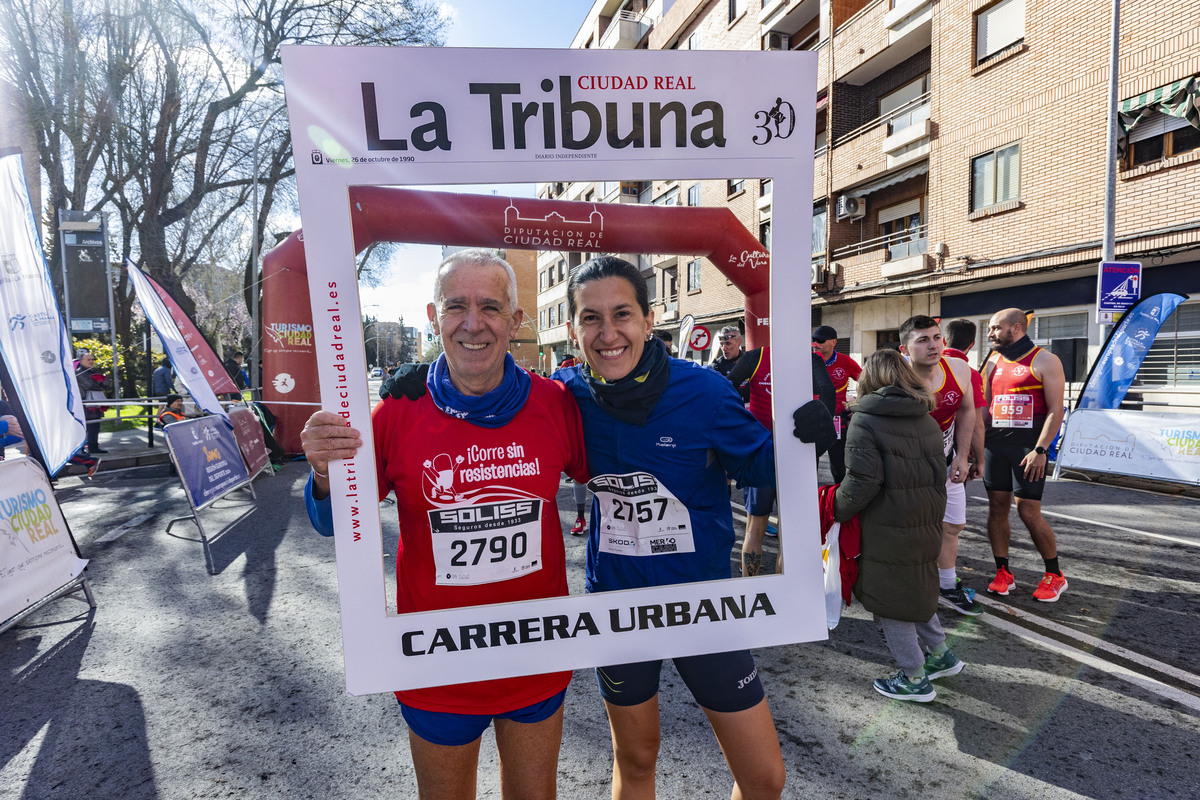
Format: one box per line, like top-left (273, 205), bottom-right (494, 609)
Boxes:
top-left (834, 349), bottom-right (966, 702)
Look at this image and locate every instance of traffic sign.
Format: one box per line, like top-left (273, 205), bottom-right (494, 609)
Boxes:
top-left (1096, 261), bottom-right (1141, 323)
top-left (689, 325), bottom-right (711, 352)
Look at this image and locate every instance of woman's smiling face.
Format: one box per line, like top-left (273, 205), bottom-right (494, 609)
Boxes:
top-left (569, 276), bottom-right (655, 382)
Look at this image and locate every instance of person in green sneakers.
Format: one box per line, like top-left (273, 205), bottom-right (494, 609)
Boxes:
top-left (833, 349), bottom-right (967, 703)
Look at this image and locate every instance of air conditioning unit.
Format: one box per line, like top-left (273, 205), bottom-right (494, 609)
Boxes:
top-left (765, 31), bottom-right (790, 51)
top-left (836, 196), bottom-right (867, 220)
top-left (810, 263), bottom-right (827, 286)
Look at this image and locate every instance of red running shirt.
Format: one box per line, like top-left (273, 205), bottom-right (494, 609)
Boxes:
top-left (822, 351), bottom-right (862, 415)
top-left (372, 375), bottom-right (588, 714)
top-left (986, 346), bottom-right (1049, 428)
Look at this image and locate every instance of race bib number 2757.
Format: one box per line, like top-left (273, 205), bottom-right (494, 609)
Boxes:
top-left (589, 472), bottom-right (695, 557)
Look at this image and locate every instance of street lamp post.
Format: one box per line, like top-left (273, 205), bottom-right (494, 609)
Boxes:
top-left (249, 104), bottom-right (288, 399)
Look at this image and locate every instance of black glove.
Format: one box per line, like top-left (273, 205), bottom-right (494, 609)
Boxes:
top-left (793, 399), bottom-right (837, 457)
top-left (380, 363), bottom-right (430, 401)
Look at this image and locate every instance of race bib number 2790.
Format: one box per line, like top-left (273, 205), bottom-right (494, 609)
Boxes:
top-left (589, 472), bottom-right (695, 557)
top-left (429, 499), bottom-right (543, 586)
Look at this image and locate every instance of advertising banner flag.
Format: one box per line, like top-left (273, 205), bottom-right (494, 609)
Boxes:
top-left (282, 45), bottom-right (822, 695)
top-left (229, 407), bottom-right (272, 477)
top-left (0, 459), bottom-right (88, 624)
top-left (126, 260), bottom-right (227, 417)
top-left (164, 416), bottom-right (251, 510)
top-left (1058, 408), bottom-right (1200, 485)
top-left (1077, 292), bottom-right (1187, 410)
top-left (145, 276), bottom-right (239, 396)
top-left (0, 151), bottom-right (87, 472)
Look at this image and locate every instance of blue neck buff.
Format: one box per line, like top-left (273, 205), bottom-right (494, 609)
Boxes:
top-left (427, 352), bottom-right (532, 428)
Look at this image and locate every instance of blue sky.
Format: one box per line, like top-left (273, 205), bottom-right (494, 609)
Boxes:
top-left (360, 1), bottom-right (600, 341)
top-left (441, 0), bottom-right (596, 48)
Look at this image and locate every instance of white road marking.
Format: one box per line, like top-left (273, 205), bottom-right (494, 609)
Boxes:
top-left (95, 513), bottom-right (155, 543)
top-left (969, 495), bottom-right (1200, 548)
top-left (978, 595), bottom-right (1200, 692)
top-left (977, 609), bottom-right (1200, 713)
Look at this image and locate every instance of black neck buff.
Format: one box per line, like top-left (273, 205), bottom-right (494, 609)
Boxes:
top-left (997, 334), bottom-right (1036, 361)
top-left (582, 335), bottom-right (671, 426)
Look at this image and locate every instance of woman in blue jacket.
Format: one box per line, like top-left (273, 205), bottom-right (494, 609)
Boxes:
top-left (557, 255), bottom-right (785, 800)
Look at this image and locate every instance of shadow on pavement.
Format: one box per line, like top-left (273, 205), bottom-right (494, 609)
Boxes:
top-left (0, 613), bottom-right (158, 800)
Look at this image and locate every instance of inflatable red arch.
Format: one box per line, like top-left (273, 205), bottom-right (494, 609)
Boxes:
top-left (261, 187), bottom-right (770, 452)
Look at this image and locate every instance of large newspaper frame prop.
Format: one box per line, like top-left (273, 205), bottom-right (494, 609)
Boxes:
top-left (283, 46), bottom-right (823, 695)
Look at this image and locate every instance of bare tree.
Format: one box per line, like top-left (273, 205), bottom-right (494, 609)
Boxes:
top-left (0, 0), bottom-right (447, 354)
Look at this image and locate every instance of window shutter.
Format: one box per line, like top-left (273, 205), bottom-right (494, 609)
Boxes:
top-left (976, 0), bottom-right (1025, 62)
top-left (880, 76), bottom-right (927, 116)
top-left (1129, 111), bottom-right (1192, 143)
top-left (878, 197), bottom-right (922, 224)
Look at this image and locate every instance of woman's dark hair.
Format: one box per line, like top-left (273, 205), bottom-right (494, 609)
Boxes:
top-left (566, 255), bottom-right (650, 321)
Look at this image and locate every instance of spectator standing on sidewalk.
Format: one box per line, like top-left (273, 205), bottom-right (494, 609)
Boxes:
top-left (74, 350), bottom-right (110, 454)
top-left (813, 325), bottom-right (861, 483)
top-left (982, 308), bottom-right (1068, 602)
top-left (151, 357), bottom-right (175, 397)
top-left (834, 349), bottom-right (965, 702)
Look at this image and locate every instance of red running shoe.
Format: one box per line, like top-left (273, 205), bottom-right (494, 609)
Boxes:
top-left (570, 516), bottom-right (586, 536)
top-left (1032, 572), bottom-right (1068, 602)
top-left (987, 567), bottom-right (1016, 595)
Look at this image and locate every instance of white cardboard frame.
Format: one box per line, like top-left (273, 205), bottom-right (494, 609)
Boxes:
top-left (283, 45), bottom-right (824, 696)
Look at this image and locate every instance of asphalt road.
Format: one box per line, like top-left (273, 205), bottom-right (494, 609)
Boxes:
top-left (3, 452), bottom-right (1200, 799)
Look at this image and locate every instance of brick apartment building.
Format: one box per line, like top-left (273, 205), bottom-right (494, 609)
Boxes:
top-left (543, 0), bottom-right (1200, 399)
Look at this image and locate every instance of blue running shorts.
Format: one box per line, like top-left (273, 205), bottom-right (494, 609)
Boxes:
top-left (743, 485), bottom-right (777, 517)
top-left (399, 689), bottom-right (566, 747)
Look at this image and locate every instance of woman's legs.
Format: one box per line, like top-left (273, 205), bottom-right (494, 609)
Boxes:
top-left (604, 696), bottom-right (662, 800)
top-left (878, 617), bottom-right (925, 677)
top-left (703, 698), bottom-right (786, 800)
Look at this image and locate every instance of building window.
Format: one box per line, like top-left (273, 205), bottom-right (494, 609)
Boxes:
top-left (727, 179), bottom-right (745, 195)
top-left (1029, 312), bottom-right (1088, 342)
top-left (760, 178), bottom-right (772, 197)
top-left (1127, 114), bottom-right (1200, 167)
top-left (688, 183), bottom-right (701, 206)
top-left (665, 267), bottom-right (678, 301)
top-left (558, 301), bottom-right (566, 324)
top-left (558, 261), bottom-right (565, 281)
top-left (728, 0), bottom-right (739, 23)
top-left (539, 310), bottom-right (546, 330)
top-left (539, 271), bottom-right (547, 290)
top-left (687, 259), bottom-right (702, 292)
top-left (879, 198), bottom-right (926, 260)
top-left (654, 187), bottom-right (680, 206)
top-left (759, 220), bottom-right (772, 251)
top-left (1135, 302), bottom-right (1200, 387)
top-left (971, 143), bottom-right (1020, 210)
top-left (880, 75), bottom-right (930, 134)
top-left (688, 32), bottom-right (702, 50)
top-left (975, 0), bottom-right (1025, 64)
top-left (812, 206), bottom-right (827, 256)
top-left (548, 306), bottom-right (556, 327)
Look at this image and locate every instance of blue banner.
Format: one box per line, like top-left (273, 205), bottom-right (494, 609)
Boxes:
top-left (164, 416), bottom-right (251, 510)
top-left (1077, 292), bottom-right (1188, 410)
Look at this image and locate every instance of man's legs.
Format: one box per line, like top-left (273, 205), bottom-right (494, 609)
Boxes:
top-left (1015, 497), bottom-right (1057, 560)
top-left (986, 489), bottom-right (1017, 594)
top-left (742, 514), bottom-right (767, 576)
top-left (408, 731), bottom-right (482, 800)
top-left (494, 706), bottom-right (564, 800)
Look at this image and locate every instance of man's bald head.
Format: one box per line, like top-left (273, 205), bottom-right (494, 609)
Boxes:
top-left (994, 308), bottom-right (1028, 331)
top-left (987, 308), bottom-right (1030, 351)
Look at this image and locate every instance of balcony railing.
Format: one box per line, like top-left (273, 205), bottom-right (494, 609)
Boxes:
top-left (832, 223), bottom-right (928, 260)
top-left (835, 92), bottom-right (931, 147)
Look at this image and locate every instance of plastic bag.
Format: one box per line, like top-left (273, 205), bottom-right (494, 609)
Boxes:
top-left (823, 521), bottom-right (842, 630)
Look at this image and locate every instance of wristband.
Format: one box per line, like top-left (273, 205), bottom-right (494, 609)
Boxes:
top-left (311, 467), bottom-right (329, 479)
